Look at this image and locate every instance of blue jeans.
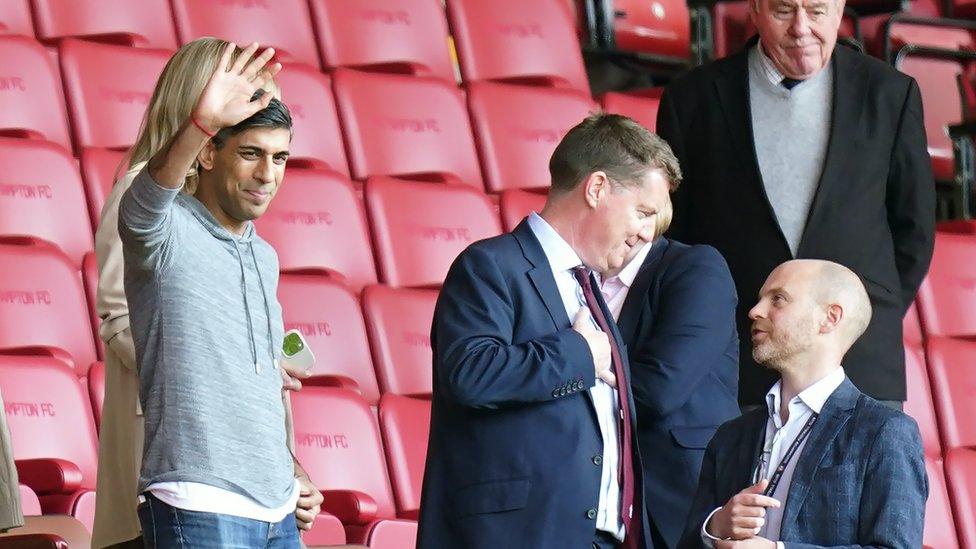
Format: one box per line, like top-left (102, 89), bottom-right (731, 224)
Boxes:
top-left (138, 493), bottom-right (301, 549)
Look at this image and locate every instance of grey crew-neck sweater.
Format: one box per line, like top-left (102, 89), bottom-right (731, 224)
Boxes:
top-left (118, 168), bottom-right (292, 508)
top-left (749, 47), bottom-right (833, 256)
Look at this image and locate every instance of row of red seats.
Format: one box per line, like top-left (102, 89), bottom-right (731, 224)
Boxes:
top-left (0, 0), bottom-right (589, 90)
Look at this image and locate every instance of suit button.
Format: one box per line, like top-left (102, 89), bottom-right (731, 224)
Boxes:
top-left (552, 389), bottom-right (560, 398)
top-left (586, 508), bottom-right (597, 520)
top-left (592, 455), bottom-right (603, 466)
top-left (576, 381), bottom-right (585, 391)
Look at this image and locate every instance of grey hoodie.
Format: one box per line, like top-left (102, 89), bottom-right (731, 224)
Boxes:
top-left (118, 167), bottom-right (293, 508)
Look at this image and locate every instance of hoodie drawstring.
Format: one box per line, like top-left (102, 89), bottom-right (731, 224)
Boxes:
top-left (249, 240), bottom-right (277, 368)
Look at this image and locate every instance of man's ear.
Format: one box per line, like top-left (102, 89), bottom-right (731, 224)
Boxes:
top-left (197, 141), bottom-right (216, 172)
top-left (583, 171), bottom-right (609, 208)
top-left (820, 303), bottom-right (844, 335)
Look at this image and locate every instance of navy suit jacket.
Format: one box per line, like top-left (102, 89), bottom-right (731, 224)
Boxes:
top-left (417, 219), bottom-right (652, 548)
top-left (678, 378), bottom-right (927, 549)
top-left (616, 238), bottom-right (740, 548)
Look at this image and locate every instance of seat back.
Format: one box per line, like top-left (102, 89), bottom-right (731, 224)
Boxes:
top-left (0, 36), bottom-right (72, 151)
top-left (897, 55), bottom-right (963, 180)
top-left (447, 0), bottom-right (589, 91)
top-left (904, 343), bottom-right (941, 459)
top-left (255, 169), bottom-right (376, 291)
top-left (923, 457), bottom-right (960, 548)
top-left (600, 89), bottom-right (664, 133)
top-left (0, 139), bottom-right (93, 266)
top-left (80, 252), bottom-right (103, 361)
top-left (0, 244), bottom-right (97, 375)
top-left (378, 394), bottom-right (431, 518)
top-left (278, 275), bottom-right (381, 404)
top-left (468, 82), bottom-right (597, 192)
top-left (611, 0), bottom-right (691, 60)
top-left (0, 356), bottom-right (98, 489)
top-left (31, 0), bottom-right (178, 49)
top-left (60, 39), bottom-right (170, 150)
top-left (946, 448), bottom-right (976, 548)
top-left (365, 176), bottom-right (501, 287)
top-left (333, 69), bottom-right (483, 186)
top-left (499, 189), bottom-right (546, 232)
top-left (274, 66), bottom-right (349, 174)
top-left (79, 148), bottom-right (128, 229)
top-left (291, 387), bottom-right (398, 518)
top-left (926, 336), bottom-right (976, 450)
top-left (310, 0), bottom-right (455, 82)
top-left (917, 233), bottom-right (976, 338)
top-left (903, 302), bottom-right (924, 348)
top-left (0, 1), bottom-right (34, 37)
top-left (362, 285), bottom-right (437, 396)
top-left (171, 0), bottom-right (320, 67)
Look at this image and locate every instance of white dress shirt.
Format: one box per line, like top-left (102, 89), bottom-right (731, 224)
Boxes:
top-left (702, 367), bottom-right (847, 548)
top-left (526, 212), bottom-right (625, 540)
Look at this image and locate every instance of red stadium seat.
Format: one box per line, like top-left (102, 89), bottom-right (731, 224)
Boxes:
top-left (0, 355), bottom-right (98, 531)
top-left (299, 512), bottom-right (347, 546)
top-left (332, 69), bottom-right (483, 187)
top-left (945, 448), bottom-right (976, 548)
top-left (499, 189), bottom-right (546, 232)
top-left (886, 20), bottom-right (974, 56)
top-left (0, 515), bottom-right (92, 547)
top-left (309, 0), bottom-right (455, 82)
top-left (256, 169), bottom-right (377, 291)
top-left (0, 1), bottom-right (33, 37)
top-left (903, 301), bottom-right (924, 348)
top-left (86, 360), bottom-right (105, 429)
top-left (31, 0), bottom-right (178, 49)
top-left (446, 0), bottom-right (589, 91)
top-left (923, 457), bottom-right (960, 548)
top-left (600, 89), bottom-right (664, 133)
top-left (60, 39), bottom-right (170, 151)
top-left (274, 65), bottom-right (349, 174)
top-left (362, 285), bottom-right (437, 396)
top-left (468, 82), bottom-right (597, 192)
top-left (904, 343), bottom-right (941, 458)
top-left (938, 219), bottom-right (976, 234)
top-left (927, 336), bottom-right (976, 450)
top-left (171, 0), bottom-right (320, 67)
top-left (20, 484), bottom-right (41, 516)
top-left (916, 233), bottom-right (976, 338)
top-left (81, 252), bottom-right (103, 361)
top-left (0, 139), bottom-right (93, 266)
top-left (278, 274), bottom-right (381, 404)
top-left (378, 394), bottom-right (431, 519)
top-left (0, 243), bottom-right (98, 376)
top-left (365, 176), bottom-right (502, 288)
top-left (79, 148), bottom-right (127, 229)
top-left (897, 55), bottom-right (963, 181)
top-left (610, 0), bottom-right (691, 61)
top-left (0, 36), bottom-right (72, 152)
top-left (290, 387), bottom-right (417, 545)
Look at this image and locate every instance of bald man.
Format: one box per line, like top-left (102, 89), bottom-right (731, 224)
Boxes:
top-left (678, 260), bottom-right (926, 549)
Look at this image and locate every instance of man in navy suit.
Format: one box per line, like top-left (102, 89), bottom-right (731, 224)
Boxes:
top-left (678, 260), bottom-right (926, 548)
top-left (417, 113), bottom-right (682, 548)
top-left (601, 193), bottom-right (740, 547)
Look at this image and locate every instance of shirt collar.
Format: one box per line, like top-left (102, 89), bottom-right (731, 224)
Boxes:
top-left (608, 239), bottom-right (655, 288)
top-left (765, 366), bottom-right (847, 421)
top-left (526, 212), bottom-right (584, 273)
top-left (753, 42), bottom-right (786, 88)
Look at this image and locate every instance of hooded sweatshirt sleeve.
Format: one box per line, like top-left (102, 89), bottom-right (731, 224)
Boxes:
top-left (118, 166), bottom-right (185, 273)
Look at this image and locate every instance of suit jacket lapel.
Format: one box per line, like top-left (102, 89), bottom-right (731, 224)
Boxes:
top-left (512, 220), bottom-right (571, 331)
top-left (779, 378), bottom-right (860, 535)
top-left (797, 47), bottom-right (867, 256)
top-left (714, 40), bottom-right (793, 255)
top-left (617, 239), bottom-right (670, 347)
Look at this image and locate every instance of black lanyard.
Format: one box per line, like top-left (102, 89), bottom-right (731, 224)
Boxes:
top-left (754, 412), bottom-right (819, 497)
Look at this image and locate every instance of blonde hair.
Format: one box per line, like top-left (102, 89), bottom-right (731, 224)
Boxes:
top-left (122, 37), bottom-right (279, 194)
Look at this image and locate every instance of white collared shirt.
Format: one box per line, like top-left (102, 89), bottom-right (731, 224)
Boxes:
top-left (702, 367), bottom-right (847, 548)
top-left (526, 212), bottom-right (626, 541)
top-left (597, 240), bottom-right (655, 321)
top-left (755, 43), bottom-right (790, 88)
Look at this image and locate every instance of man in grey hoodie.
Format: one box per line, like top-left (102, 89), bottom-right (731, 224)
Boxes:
top-left (118, 42), bottom-right (321, 547)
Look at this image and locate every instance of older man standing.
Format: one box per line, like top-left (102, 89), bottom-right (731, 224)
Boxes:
top-left (657, 0), bottom-right (935, 409)
top-left (679, 260), bottom-right (926, 548)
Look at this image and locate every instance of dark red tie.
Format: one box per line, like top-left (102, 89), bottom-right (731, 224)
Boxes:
top-left (573, 266), bottom-right (639, 548)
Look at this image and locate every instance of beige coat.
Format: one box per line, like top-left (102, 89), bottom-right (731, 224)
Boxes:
top-left (0, 387), bottom-right (24, 533)
top-left (91, 168), bottom-right (297, 547)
